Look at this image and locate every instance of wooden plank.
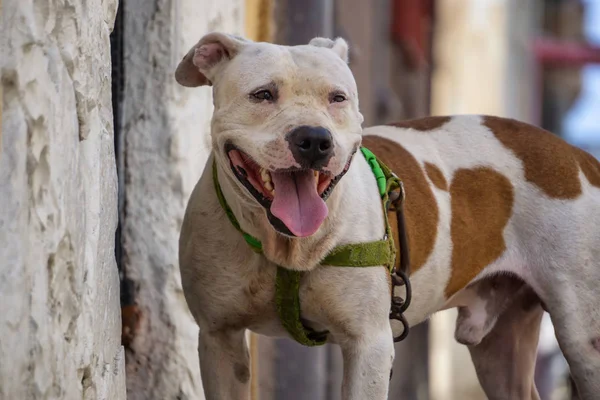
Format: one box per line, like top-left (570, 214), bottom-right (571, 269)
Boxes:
top-left (245, 0), bottom-right (274, 42)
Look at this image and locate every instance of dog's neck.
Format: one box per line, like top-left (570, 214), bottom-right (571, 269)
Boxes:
top-left (217, 152), bottom-right (386, 271)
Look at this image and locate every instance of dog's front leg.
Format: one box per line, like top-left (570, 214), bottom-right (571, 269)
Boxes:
top-left (198, 329), bottom-right (250, 400)
top-left (339, 328), bottom-right (395, 400)
top-left (304, 267), bottom-right (395, 400)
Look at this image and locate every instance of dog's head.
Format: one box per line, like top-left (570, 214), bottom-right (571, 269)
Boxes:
top-left (176, 32), bottom-right (363, 238)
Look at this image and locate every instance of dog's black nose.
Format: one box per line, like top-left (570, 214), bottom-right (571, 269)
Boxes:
top-left (287, 126), bottom-right (334, 169)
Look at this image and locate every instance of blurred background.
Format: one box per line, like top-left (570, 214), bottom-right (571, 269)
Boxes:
top-left (2, 0), bottom-right (599, 399)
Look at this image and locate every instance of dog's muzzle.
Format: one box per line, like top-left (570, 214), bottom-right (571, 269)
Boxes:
top-left (225, 141), bottom-right (354, 238)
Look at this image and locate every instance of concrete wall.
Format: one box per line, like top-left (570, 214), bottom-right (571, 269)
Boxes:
top-left (0, 0), bottom-right (126, 399)
top-left (120, 1), bottom-right (244, 399)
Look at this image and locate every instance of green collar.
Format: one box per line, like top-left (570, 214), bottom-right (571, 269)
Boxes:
top-left (213, 148), bottom-right (402, 346)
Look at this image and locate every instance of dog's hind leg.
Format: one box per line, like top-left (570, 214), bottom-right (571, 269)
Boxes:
top-left (197, 329), bottom-right (250, 400)
top-left (541, 261), bottom-right (600, 400)
top-left (465, 283), bottom-right (544, 400)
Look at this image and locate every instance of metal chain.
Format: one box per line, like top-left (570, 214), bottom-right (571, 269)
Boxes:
top-left (388, 182), bottom-right (412, 343)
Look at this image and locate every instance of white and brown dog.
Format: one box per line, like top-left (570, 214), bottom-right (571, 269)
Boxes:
top-left (175, 32), bottom-right (600, 400)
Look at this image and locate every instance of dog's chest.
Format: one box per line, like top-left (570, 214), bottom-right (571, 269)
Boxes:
top-left (203, 250), bottom-right (293, 335)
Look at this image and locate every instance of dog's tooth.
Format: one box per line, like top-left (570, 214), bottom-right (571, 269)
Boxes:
top-left (314, 171), bottom-right (319, 186)
top-left (264, 181), bottom-right (273, 191)
top-left (260, 168), bottom-right (271, 183)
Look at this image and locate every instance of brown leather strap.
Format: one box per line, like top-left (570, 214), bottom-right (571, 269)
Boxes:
top-left (388, 208), bottom-right (402, 272)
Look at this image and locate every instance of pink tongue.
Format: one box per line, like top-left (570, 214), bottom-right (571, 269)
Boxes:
top-left (270, 171), bottom-right (328, 237)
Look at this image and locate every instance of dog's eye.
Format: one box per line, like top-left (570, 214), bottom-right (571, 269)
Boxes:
top-left (251, 90), bottom-right (274, 102)
top-left (330, 93), bottom-right (347, 103)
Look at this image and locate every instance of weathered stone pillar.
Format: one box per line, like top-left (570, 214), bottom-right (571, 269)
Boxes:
top-left (0, 0), bottom-right (126, 398)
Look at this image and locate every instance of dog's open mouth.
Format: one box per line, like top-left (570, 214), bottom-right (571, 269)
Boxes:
top-left (226, 144), bottom-right (353, 237)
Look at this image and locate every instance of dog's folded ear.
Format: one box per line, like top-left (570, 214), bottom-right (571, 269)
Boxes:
top-left (175, 32), bottom-right (249, 87)
top-left (308, 37), bottom-right (349, 63)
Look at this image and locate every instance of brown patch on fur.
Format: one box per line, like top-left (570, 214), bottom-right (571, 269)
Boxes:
top-left (484, 116), bottom-right (594, 199)
top-left (573, 146), bottom-right (600, 188)
top-left (424, 162), bottom-right (448, 191)
top-left (362, 136), bottom-right (439, 273)
top-left (446, 167), bottom-right (514, 297)
top-left (389, 116), bottom-right (451, 131)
